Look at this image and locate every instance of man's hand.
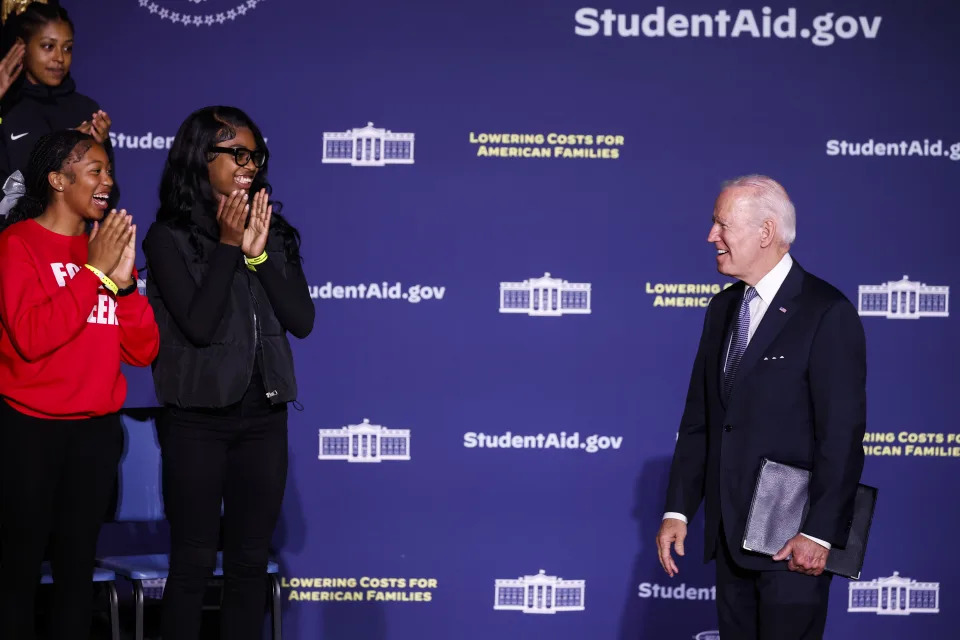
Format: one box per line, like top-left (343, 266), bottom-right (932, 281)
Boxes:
top-left (656, 517), bottom-right (687, 577)
top-left (773, 534), bottom-right (830, 576)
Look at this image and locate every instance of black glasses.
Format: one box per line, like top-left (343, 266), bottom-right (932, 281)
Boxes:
top-left (208, 146), bottom-right (268, 168)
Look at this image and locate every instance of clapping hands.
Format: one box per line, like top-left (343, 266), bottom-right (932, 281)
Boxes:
top-left (216, 187), bottom-right (271, 258)
top-left (77, 110), bottom-right (112, 144)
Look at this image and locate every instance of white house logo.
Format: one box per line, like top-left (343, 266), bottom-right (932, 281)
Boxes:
top-left (848, 572), bottom-right (939, 615)
top-left (858, 275), bottom-right (949, 319)
top-left (137, 0), bottom-right (265, 27)
top-left (494, 570), bottom-right (585, 614)
top-left (318, 419), bottom-right (410, 463)
top-left (694, 632), bottom-right (720, 640)
top-left (322, 123), bottom-right (415, 167)
top-left (500, 273), bottom-right (591, 317)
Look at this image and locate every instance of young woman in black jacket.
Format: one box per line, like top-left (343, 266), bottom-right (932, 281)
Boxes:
top-left (142, 106), bottom-right (314, 639)
top-left (0, 3), bottom-right (115, 200)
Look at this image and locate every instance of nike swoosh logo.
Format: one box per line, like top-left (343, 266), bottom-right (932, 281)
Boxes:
top-left (10, 132), bottom-right (28, 141)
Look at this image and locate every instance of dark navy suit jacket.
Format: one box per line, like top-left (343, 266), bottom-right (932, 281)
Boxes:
top-left (665, 260), bottom-right (867, 570)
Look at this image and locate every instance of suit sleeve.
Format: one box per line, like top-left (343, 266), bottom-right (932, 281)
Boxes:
top-left (663, 302), bottom-right (714, 519)
top-left (802, 299), bottom-right (867, 546)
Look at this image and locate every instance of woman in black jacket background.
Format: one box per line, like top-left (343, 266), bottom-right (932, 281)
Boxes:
top-left (142, 105), bottom-right (313, 640)
top-left (0, 3), bottom-right (116, 203)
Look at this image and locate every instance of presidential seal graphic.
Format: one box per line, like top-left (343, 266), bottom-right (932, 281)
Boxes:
top-left (137, 0), bottom-right (266, 27)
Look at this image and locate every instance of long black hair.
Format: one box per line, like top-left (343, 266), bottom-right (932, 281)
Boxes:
top-left (156, 106), bottom-right (301, 262)
top-left (0, 129), bottom-right (95, 232)
top-left (1, 2), bottom-right (74, 109)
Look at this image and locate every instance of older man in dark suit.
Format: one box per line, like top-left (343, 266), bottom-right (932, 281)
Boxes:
top-left (656, 175), bottom-right (866, 640)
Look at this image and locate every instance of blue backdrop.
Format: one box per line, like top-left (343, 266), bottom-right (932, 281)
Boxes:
top-left (80, 1), bottom-right (960, 638)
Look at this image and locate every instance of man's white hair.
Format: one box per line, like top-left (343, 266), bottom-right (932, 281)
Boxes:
top-left (722, 175), bottom-right (796, 245)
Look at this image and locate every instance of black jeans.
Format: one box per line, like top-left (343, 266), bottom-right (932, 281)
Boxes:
top-left (0, 400), bottom-right (123, 640)
top-left (158, 404), bottom-right (287, 640)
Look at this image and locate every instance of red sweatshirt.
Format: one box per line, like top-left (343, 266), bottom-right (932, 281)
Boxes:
top-left (0, 219), bottom-right (159, 419)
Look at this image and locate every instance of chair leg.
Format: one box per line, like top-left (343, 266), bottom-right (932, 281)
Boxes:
top-left (107, 581), bottom-right (121, 640)
top-left (270, 574), bottom-right (282, 640)
top-left (133, 579), bottom-right (145, 640)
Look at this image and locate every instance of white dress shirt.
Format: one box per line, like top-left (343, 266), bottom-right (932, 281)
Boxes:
top-left (664, 253), bottom-right (832, 550)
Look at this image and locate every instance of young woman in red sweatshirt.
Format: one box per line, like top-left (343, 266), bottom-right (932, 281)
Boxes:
top-left (0, 129), bottom-right (159, 640)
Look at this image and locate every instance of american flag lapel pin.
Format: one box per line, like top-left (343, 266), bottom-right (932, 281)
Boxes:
top-left (779, 307), bottom-right (787, 313)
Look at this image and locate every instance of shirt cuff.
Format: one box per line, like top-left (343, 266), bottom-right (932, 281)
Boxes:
top-left (663, 512), bottom-right (688, 524)
top-left (800, 533), bottom-right (831, 549)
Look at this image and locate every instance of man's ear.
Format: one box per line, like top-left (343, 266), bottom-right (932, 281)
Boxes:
top-left (759, 218), bottom-right (777, 248)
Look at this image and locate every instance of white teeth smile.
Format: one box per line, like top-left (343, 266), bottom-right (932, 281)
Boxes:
top-left (92, 195), bottom-right (109, 201)
top-left (717, 249), bottom-right (729, 255)
top-left (235, 176), bottom-right (252, 185)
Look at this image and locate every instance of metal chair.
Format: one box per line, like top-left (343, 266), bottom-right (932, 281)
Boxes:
top-left (38, 562), bottom-right (121, 640)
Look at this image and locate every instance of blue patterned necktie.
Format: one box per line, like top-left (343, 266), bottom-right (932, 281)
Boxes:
top-left (723, 286), bottom-right (758, 399)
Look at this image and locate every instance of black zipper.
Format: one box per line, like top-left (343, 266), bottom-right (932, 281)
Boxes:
top-left (248, 273), bottom-right (277, 402)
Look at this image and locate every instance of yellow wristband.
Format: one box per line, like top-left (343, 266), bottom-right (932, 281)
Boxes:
top-left (245, 251), bottom-right (268, 266)
top-left (83, 264), bottom-right (119, 295)
top-left (244, 251), bottom-right (268, 272)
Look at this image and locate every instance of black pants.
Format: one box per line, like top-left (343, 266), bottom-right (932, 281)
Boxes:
top-left (716, 524), bottom-right (832, 640)
top-left (158, 405), bottom-right (287, 640)
top-left (0, 400), bottom-right (122, 640)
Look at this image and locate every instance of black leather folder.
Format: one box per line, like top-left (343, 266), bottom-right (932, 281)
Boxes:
top-left (741, 458), bottom-right (877, 579)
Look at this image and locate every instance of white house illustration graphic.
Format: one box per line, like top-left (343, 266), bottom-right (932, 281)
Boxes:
top-left (499, 273), bottom-right (591, 317)
top-left (321, 122), bottom-right (414, 167)
top-left (858, 276), bottom-right (948, 319)
top-left (318, 419), bottom-right (410, 463)
top-left (848, 572), bottom-right (939, 615)
top-left (494, 569), bottom-right (585, 614)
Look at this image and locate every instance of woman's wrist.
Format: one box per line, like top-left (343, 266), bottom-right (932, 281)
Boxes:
top-left (113, 277), bottom-right (134, 289)
top-left (83, 264), bottom-right (118, 295)
top-left (243, 250), bottom-right (268, 272)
